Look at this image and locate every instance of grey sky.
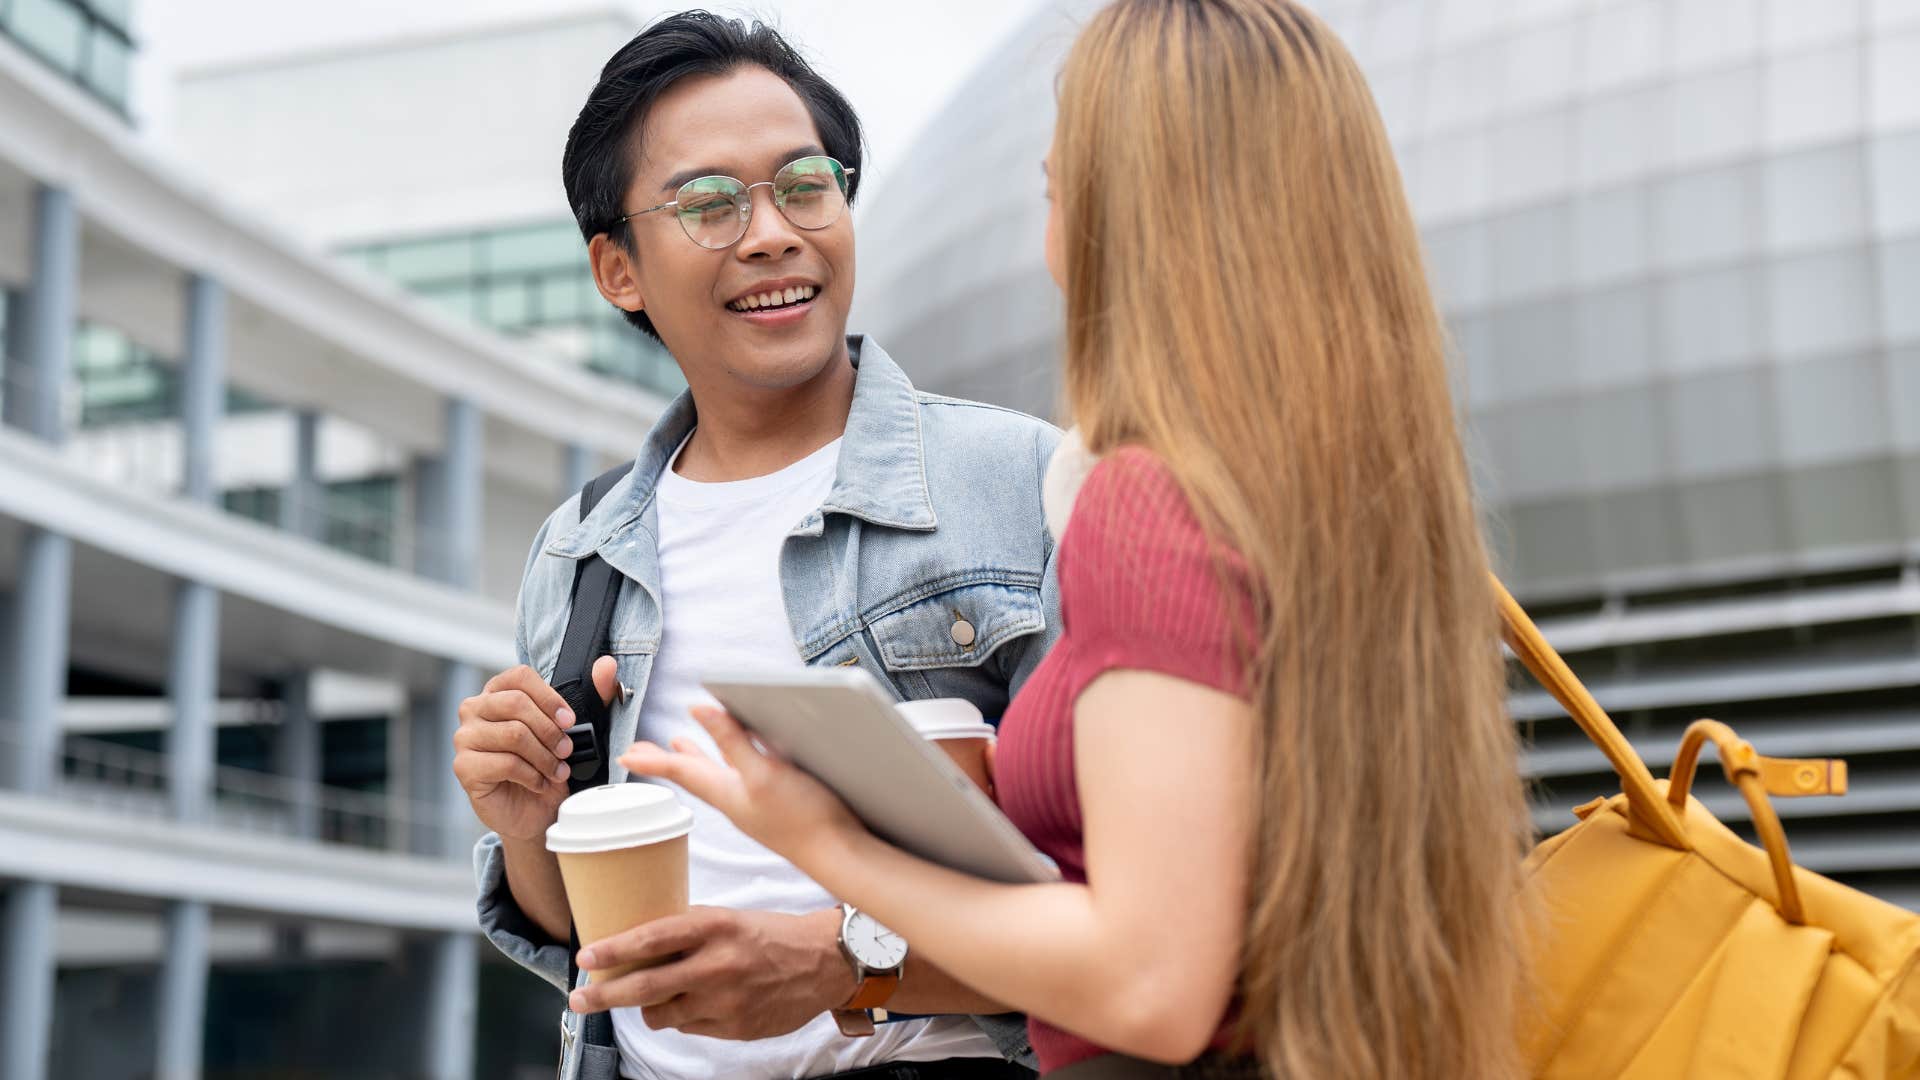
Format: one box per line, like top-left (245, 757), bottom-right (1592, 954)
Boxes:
top-left (133, 0), bottom-right (1049, 205)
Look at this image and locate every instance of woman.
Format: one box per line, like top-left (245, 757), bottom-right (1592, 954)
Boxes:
top-left (620, 1), bottom-right (1532, 1076)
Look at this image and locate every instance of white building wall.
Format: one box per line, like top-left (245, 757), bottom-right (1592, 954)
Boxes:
top-left (170, 12), bottom-right (646, 245)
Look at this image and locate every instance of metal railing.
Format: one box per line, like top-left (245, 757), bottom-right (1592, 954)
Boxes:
top-left (0, 722), bottom-right (467, 857)
top-left (1, 360), bottom-right (458, 577)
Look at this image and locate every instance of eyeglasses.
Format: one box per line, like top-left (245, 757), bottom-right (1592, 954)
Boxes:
top-left (619, 155), bottom-right (855, 250)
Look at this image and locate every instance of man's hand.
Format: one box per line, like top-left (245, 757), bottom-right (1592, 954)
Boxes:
top-left (568, 907), bottom-right (855, 1039)
top-left (454, 658), bottom-right (617, 842)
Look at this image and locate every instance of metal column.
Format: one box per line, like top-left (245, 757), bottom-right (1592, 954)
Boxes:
top-left (0, 184), bottom-right (78, 1080)
top-left (440, 398), bottom-right (482, 590)
top-left (564, 442), bottom-right (594, 501)
top-left (157, 275), bottom-right (224, 1080)
top-left (0, 883), bottom-right (58, 1080)
top-left (273, 671), bottom-right (320, 839)
top-left (3, 186), bottom-right (76, 441)
top-left (280, 409), bottom-right (321, 541)
top-left (420, 932), bottom-right (477, 1080)
top-left (179, 276), bottom-right (226, 504)
top-left (4, 532), bottom-right (70, 795)
top-left (154, 900), bottom-right (210, 1080)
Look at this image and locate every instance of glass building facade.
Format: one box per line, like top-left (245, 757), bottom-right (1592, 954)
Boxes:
top-left (855, 0), bottom-right (1920, 909)
top-left (0, 0), bottom-right (133, 112)
top-left (339, 220), bottom-right (686, 399)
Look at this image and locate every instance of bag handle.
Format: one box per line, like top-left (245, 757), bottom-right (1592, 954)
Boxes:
top-left (1491, 575), bottom-right (1692, 851)
top-left (1666, 719), bottom-right (1848, 926)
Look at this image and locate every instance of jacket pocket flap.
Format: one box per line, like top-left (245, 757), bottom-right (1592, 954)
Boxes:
top-left (869, 580), bottom-right (1045, 672)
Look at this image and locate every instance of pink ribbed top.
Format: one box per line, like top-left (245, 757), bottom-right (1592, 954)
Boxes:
top-left (995, 446), bottom-right (1255, 1073)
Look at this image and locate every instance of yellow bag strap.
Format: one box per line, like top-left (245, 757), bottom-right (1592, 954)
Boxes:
top-left (1666, 719), bottom-right (1848, 926)
top-left (1492, 575), bottom-right (1692, 851)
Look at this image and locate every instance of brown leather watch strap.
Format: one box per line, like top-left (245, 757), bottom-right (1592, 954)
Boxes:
top-left (843, 971), bottom-right (900, 1010)
top-left (830, 972), bottom-right (900, 1037)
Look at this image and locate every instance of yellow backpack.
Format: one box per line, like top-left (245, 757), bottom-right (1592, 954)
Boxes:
top-left (1498, 577), bottom-right (1920, 1078)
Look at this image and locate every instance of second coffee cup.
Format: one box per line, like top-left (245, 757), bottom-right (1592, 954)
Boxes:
top-left (896, 698), bottom-right (997, 795)
top-left (545, 783), bottom-right (694, 982)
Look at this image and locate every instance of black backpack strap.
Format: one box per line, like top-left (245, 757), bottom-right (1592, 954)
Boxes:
top-left (555, 461), bottom-right (637, 793)
top-left (552, 461), bottom-right (634, 1048)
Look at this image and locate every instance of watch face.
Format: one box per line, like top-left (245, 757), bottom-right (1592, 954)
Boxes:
top-left (845, 911), bottom-right (908, 970)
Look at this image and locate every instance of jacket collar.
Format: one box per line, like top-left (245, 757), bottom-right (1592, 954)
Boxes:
top-left (544, 334), bottom-right (935, 559)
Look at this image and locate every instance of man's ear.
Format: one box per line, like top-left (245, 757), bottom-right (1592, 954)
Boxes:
top-left (588, 233), bottom-right (645, 314)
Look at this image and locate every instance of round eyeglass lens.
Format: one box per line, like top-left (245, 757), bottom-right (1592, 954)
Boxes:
top-left (773, 157), bottom-right (848, 230)
top-left (675, 176), bottom-right (749, 249)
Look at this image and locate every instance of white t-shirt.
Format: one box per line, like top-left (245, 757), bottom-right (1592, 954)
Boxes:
top-left (612, 433), bottom-right (1002, 1080)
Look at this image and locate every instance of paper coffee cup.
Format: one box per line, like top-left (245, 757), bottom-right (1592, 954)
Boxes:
top-left (897, 699), bottom-right (996, 793)
top-left (546, 783), bottom-right (694, 982)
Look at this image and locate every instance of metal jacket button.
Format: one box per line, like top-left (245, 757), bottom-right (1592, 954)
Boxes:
top-left (950, 619), bottom-right (977, 648)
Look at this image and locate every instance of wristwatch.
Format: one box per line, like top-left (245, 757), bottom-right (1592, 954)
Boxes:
top-left (832, 904), bottom-right (907, 1037)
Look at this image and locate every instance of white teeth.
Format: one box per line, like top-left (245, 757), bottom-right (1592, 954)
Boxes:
top-left (730, 285), bottom-right (817, 312)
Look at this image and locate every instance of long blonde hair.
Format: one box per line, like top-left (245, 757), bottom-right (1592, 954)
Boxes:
top-left (1055, 3), bottom-right (1530, 1076)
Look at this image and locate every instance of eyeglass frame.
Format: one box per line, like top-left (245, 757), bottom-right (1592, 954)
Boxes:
top-left (615, 156), bottom-right (856, 249)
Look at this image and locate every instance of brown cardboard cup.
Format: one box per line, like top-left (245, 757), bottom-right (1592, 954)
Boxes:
top-left (546, 783), bottom-right (694, 982)
top-left (897, 699), bottom-right (998, 794)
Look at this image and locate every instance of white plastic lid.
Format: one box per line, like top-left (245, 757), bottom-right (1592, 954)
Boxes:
top-left (896, 699), bottom-right (996, 742)
top-left (545, 783), bottom-right (694, 854)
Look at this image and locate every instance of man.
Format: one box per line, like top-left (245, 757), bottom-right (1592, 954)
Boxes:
top-left (453, 12), bottom-right (1059, 1080)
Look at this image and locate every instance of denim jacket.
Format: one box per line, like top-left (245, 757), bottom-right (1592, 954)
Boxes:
top-left (472, 337), bottom-right (1061, 1080)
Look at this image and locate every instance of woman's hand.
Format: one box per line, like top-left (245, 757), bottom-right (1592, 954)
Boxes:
top-left (618, 705), bottom-right (865, 865)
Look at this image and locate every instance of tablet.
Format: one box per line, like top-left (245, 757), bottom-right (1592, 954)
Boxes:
top-left (700, 668), bottom-right (1061, 884)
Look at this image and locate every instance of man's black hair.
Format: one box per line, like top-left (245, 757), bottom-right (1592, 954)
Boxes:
top-left (562, 10), bottom-right (865, 340)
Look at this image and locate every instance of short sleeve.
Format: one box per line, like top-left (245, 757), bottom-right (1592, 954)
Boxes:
top-left (1057, 447), bottom-right (1255, 700)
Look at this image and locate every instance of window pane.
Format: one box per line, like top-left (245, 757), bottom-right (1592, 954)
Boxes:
top-left (1881, 236), bottom-right (1920, 343)
top-left (1484, 399), bottom-right (1584, 501)
top-left (1491, 111), bottom-right (1572, 205)
top-left (1653, 162), bottom-right (1761, 270)
top-left (485, 280), bottom-right (531, 328)
top-left (1673, 0), bottom-right (1762, 74)
top-left (1668, 369), bottom-right (1776, 477)
top-left (1872, 32), bottom-right (1920, 132)
top-left (1574, 283), bottom-right (1657, 389)
top-left (1413, 131), bottom-right (1490, 223)
top-left (8, 0), bottom-right (87, 71)
top-left (1577, 385), bottom-right (1666, 490)
top-left (382, 236), bottom-right (477, 285)
top-left (1766, 249), bottom-right (1876, 358)
top-left (420, 286), bottom-right (479, 322)
top-left (1764, 143), bottom-right (1867, 253)
top-left (86, 0), bottom-right (134, 33)
top-left (1424, 222), bottom-right (1490, 312)
top-left (1871, 131), bottom-right (1920, 233)
top-left (1892, 347), bottom-right (1920, 447)
top-left (1669, 65), bottom-right (1763, 171)
top-left (1766, 43), bottom-right (1864, 150)
top-left (1499, 20), bottom-right (1578, 115)
top-left (1873, 0), bottom-right (1920, 31)
top-left (1576, 88), bottom-right (1664, 189)
top-left (1776, 354), bottom-right (1891, 464)
top-left (485, 224), bottom-right (584, 275)
top-left (1573, 185), bottom-right (1649, 287)
top-left (537, 276), bottom-right (588, 323)
top-left (1423, 41), bottom-right (1499, 137)
top-left (1661, 266), bottom-right (1762, 374)
top-left (1488, 202), bottom-right (1571, 305)
top-left (1785, 459), bottom-right (1904, 550)
top-left (84, 26), bottom-right (130, 108)
top-left (1764, 0), bottom-right (1862, 52)
top-left (1678, 473), bottom-right (1785, 563)
top-left (1488, 299), bottom-right (1577, 402)
top-left (1580, 0), bottom-right (1662, 94)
